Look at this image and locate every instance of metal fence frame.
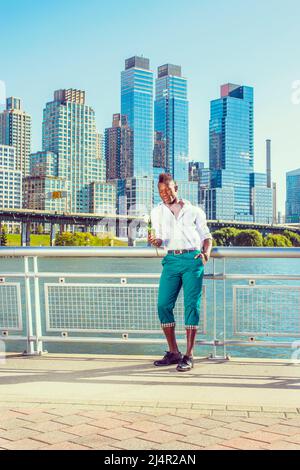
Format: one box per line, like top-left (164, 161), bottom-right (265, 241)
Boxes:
top-left (0, 246), bottom-right (299, 358)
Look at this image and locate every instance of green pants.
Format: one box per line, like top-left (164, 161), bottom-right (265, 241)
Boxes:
top-left (157, 250), bottom-right (204, 328)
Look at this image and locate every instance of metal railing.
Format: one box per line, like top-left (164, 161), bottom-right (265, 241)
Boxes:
top-left (0, 246), bottom-right (299, 358)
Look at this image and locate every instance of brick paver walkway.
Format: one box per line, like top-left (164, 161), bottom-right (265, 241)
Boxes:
top-left (0, 354), bottom-right (299, 450)
top-left (0, 403), bottom-right (300, 450)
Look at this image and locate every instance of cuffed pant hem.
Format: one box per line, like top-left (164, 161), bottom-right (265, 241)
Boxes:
top-left (161, 322), bottom-right (176, 328)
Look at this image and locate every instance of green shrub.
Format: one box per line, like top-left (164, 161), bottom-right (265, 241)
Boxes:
top-left (212, 227), bottom-right (241, 246)
top-left (235, 230), bottom-right (263, 247)
top-left (0, 226), bottom-right (8, 246)
top-left (54, 231), bottom-right (127, 247)
top-left (283, 230), bottom-right (300, 247)
top-left (37, 224), bottom-right (44, 235)
top-left (264, 234), bottom-right (292, 247)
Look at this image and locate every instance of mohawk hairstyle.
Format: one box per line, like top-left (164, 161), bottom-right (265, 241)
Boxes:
top-left (158, 173), bottom-right (176, 184)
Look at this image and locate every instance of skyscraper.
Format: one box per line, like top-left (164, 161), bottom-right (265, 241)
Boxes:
top-left (121, 56), bottom-right (154, 177)
top-left (105, 114), bottom-right (133, 180)
top-left (96, 132), bottom-right (106, 182)
top-left (188, 161), bottom-right (204, 182)
top-left (0, 144), bottom-right (22, 210)
top-left (0, 97), bottom-right (31, 176)
top-left (154, 64), bottom-right (189, 181)
top-left (209, 83), bottom-right (254, 221)
top-left (119, 57), bottom-right (154, 218)
top-left (286, 169), bottom-right (300, 223)
top-left (250, 172), bottom-right (273, 223)
top-left (42, 89), bottom-right (102, 213)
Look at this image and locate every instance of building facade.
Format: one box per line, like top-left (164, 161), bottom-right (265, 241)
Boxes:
top-left (286, 169), bottom-right (300, 223)
top-left (202, 187), bottom-right (235, 221)
top-left (209, 83), bottom-right (254, 221)
top-left (0, 97), bottom-right (31, 176)
top-left (188, 161), bottom-right (204, 182)
top-left (105, 114), bottom-right (133, 180)
top-left (119, 57), bottom-right (154, 217)
top-left (154, 64), bottom-right (189, 181)
top-left (96, 132), bottom-right (106, 182)
top-left (89, 181), bottom-right (116, 215)
top-left (250, 172), bottom-right (273, 223)
top-left (24, 150), bottom-right (69, 212)
top-left (121, 56), bottom-right (154, 178)
top-left (42, 89), bottom-right (102, 213)
top-left (0, 144), bottom-right (22, 211)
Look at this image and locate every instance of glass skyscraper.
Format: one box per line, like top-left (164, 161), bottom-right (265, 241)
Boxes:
top-left (286, 168), bottom-right (300, 223)
top-left (209, 83), bottom-right (254, 221)
top-left (154, 64), bottom-right (189, 181)
top-left (121, 56), bottom-right (153, 177)
top-left (119, 57), bottom-right (154, 218)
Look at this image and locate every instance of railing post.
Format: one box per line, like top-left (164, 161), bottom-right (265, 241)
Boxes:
top-left (21, 222), bottom-right (31, 247)
top-left (33, 257), bottom-right (44, 355)
top-left (208, 256), bottom-right (229, 360)
top-left (50, 223), bottom-right (56, 246)
top-left (223, 258), bottom-right (228, 359)
top-left (212, 257), bottom-right (217, 358)
top-left (23, 257), bottom-right (35, 355)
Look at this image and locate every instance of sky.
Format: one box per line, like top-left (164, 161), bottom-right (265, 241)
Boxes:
top-left (1, 0), bottom-right (300, 213)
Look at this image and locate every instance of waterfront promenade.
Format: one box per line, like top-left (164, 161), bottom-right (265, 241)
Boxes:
top-left (0, 353), bottom-right (299, 450)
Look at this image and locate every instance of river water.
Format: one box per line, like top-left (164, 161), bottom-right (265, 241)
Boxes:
top-left (2, 255), bottom-right (300, 359)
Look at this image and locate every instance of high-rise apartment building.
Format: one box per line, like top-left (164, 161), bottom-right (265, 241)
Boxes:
top-left (42, 89), bottom-right (102, 213)
top-left (105, 114), bottom-right (133, 180)
top-left (24, 151), bottom-right (69, 211)
top-left (0, 144), bottom-right (22, 210)
top-left (0, 97), bottom-right (31, 176)
top-left (96, 132), bottom-right (106, 182)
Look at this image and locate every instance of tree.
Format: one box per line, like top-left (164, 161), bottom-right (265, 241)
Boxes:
top-left (212, 227), bottom-right (241, 246)
top-left (55, 231), bottom-right (111, 246)
top-left (264, 234), bottom-right (292, 247)
top-left (0, 226), bottom-right (8, 246)
top-left (235, 230), bottom-right (263, 247)
top-left (37, 224), bottom-right (44, 235)
top-left (283, 230), bottom-right (300, 247)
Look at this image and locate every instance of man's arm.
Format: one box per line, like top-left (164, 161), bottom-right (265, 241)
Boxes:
top-left (148, 207), bottom-right (163, 247)
top-left (202, 237), bottom-right (213, 262)
top-left (195, 208), bottom-right (213, 263)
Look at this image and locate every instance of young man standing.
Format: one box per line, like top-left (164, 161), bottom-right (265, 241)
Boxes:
top-left (148, 173), bottom-right (213, 372)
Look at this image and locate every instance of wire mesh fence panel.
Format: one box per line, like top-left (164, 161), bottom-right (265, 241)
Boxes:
top-left (0, 283), bottom-right (22, 330)
top-left (233, 285), bottom-right (300, 337)
top-left (45, 283), bottom-right (206, 334)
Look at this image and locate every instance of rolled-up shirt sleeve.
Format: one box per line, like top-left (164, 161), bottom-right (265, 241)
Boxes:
top-left (195, 207), bottom-right (212, 243)
top-left (150, 207), bottom-right (163, 241)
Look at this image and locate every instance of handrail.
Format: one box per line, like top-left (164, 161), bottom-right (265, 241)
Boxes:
top-left (0, 246), bottom-right (300, 258)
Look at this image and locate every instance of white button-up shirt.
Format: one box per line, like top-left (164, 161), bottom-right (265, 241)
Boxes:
top-left (150, 199), bottom-right (212, 251)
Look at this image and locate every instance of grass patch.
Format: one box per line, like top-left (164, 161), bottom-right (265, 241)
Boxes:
top-left (7, 234), bottom-right (50, 246)
top-left (6, 234), bottom-right (127, 247)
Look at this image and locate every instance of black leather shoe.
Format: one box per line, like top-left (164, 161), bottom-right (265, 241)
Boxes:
top-left (154, 351), bottom-right (182, 367)
top-left (176, 355), bottom-right (194, 372)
